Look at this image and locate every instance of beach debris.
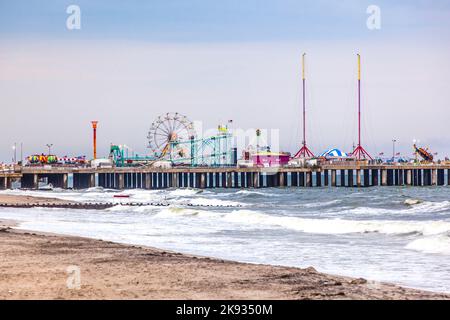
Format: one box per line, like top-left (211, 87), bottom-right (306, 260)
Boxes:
top-left (304, 267), bottom-right (317, 273)
top-left (404, 199), bottom-right (422, 206)
top-left (350, 278), bottom-right (368, 285)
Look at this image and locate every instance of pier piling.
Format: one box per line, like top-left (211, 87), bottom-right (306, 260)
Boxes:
top-left (324, 170), bottom-right (329, 187)
top-left (406, 170), bottom-right (412, 186)
top-left (371, 169), bottom-right (378, 186)
top-left (381, 170), bottom-right (387, 186)
top-left (306, 172), bottom-right (312, 187)
top-left (398, 170), bottom-right (404, 186)
top-left (437, 169), bottom-right (445, 186)
top-left (0, 177), bottom-right (7, 190)
top-left (339, 170), bottom-right (345, 187)
top-left (363, 170), bottom-right (370, 187)
top-left (299, 172), bottom-right (305, 187)
top-left (348, 170), bottom-right (354, 187)
top-left (234, 172), bottom-right (239, 188)
top-left (316, 171), bottom-right (322, 187)
top-left (432, 169), bottom-right (438, 186)
top-left (2, 164), bottom-right (448, 192)
top-left (356, 170), bottom-right (361, 187)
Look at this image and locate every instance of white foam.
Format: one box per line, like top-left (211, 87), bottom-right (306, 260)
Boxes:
top-left (404, 198), bottom-right (422, 205)
top-left (167, 189), bottom-right (201, 197)
top-left (235, 190), bottom-right (278, 197)
top-left (339, 201), bottom-right (450, 216)
top-left (222, 210), bottom-right (450, 236)
top-left (405, 234), bottom-right (450, 255)
top-left (85, 186), bottom-right (105, 192)
top-left (400, 201), bottom-right (450, 214)
top-left (303, 199), bottom-right (342, 208)
top-left (154, 207), bottom-right (219, 218)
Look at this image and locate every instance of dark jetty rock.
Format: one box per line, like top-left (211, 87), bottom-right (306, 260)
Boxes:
top-left (0, 201), bottom-right (242, 210)
top-left (0, 202), bottom-right (116, 210)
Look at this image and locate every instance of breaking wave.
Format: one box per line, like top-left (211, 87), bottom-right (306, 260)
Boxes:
top-left (339, 201), bottom-right (450, 216)
top-left (167, 189), bottom-right (203, 197)
top-left (406, 233), bottom-right (450, 255)
top-left (222, 210), bottom-right (450, 236)
top-left (235, 190), bottom-right (278, 197)
top-left (154, 207), bottom-right (219, 218)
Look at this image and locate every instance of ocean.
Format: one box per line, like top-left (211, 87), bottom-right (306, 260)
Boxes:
top-left (1, 186), bottom-right (450, 293)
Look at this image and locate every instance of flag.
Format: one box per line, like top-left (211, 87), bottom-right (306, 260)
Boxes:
top-left (395, 152), bottom-right (400, 156)
top-left (379, 152), bottom-right (384, 156)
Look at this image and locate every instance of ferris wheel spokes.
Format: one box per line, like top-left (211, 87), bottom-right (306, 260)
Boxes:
top-left (147, 112), bottom-right (196, 161)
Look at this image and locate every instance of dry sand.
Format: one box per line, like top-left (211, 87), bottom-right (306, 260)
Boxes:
top-left (0, 194), bottom-right (449, 300)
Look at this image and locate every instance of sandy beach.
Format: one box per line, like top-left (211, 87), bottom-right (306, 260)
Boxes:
top-left (1, 194), bottom-right (449, 300)
top-left (0, 194), bottom-right (71, 206)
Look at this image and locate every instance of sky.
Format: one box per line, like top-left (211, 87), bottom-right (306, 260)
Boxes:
top-left (1, 0), bottom-right (450, 162)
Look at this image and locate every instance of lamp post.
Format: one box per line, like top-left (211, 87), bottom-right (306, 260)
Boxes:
top-left (91, 121), bottom-right (98, 160)
top-left (12, 143), bottom-right (16, 164)
top-left (392, 139), bottom-right (397, 162)
top-left (46, 143), bottom-right (53, 155)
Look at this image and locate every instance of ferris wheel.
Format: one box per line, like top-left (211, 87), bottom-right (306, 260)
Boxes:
top-left (147, 112), bottom-right (195, 159)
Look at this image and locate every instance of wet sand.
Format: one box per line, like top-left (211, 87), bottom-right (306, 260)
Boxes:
top-left (1, 195), bottom-right (449, 300)
top-left (0, 193), bottom-right (71, 205)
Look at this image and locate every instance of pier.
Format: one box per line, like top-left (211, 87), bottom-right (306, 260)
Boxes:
top-left (1, 164), bottom-right (449, 190)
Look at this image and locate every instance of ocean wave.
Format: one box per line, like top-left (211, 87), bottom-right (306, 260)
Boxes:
top-left (406, 233), bottom-right (450, 255)
top-left (154, 207), bottom-right (219, 218)
top-left (338, 201), bottom-right (450, 216)
top-left (235, 190), bottom-right (278, 197)
top-left (404, 198), bottom-right (422, 205)
top-left (85, 186), bottom-right (105, 192)
top-left (302, 199), bottom-right (342, 208)
top-left (167, 188), bottom-right (203, 197)
top-left (222, 210), bottom-right (450, 236)
top-left (405, 201), bottom-right (450, 213)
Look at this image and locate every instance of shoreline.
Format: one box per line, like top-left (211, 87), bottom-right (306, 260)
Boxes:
top-left (1, 220), bottom-right (449, 299)
top-left (0, 193), bottom-right (72, 205)
top-left (1, 194), bottom-right (449, 300)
